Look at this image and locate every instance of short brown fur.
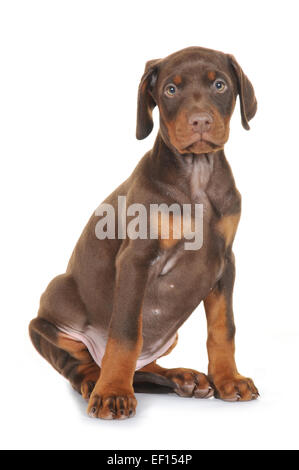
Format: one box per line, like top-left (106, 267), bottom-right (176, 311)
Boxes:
top-left (29, 46), bottom-right (258, 419)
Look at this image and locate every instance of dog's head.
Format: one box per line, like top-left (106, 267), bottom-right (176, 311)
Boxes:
top-left (136, 47), bottom-right (257, 155)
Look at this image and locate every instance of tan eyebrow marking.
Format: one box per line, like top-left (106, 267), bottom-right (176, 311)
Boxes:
top-left (173, 75), bottom-right (182, 85)
top-left (208, 71), bottom-right (216, 81)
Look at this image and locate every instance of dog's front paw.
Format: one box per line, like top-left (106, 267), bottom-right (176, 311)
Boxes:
top-left (87, 388), bottom-right (137, 420)
top-left (212, 374), bottom-right (259, 402)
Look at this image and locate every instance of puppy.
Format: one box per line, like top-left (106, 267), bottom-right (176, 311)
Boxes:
top-left (29, 46), bottom-right (259, 420)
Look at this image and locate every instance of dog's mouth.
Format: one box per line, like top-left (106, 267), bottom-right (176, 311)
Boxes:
top-left (180, 134), bottom-right (221, 154)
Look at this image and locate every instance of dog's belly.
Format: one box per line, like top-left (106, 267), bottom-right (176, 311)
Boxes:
top-left (56, 322), bottom-right (178, 370)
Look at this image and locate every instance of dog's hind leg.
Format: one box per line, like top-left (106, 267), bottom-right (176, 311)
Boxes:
top-left (134, 361), bottom-right (214, 398)
top-left (29, 273), bottom-right (101, 399)
top-left (133, 336), bottom-right (213, 397)
top-left (29, 317), bottom-right (100, 400)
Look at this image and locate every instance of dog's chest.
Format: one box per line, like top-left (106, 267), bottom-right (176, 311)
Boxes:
top-left (189, 154), bottom-right (213, 200)
top-left (141, 156), bottom-right (239, 352)
top-left (152, 155), bottom-right (218, 278)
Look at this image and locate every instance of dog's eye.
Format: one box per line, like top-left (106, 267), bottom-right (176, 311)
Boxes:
top-left (214, 80), bottom-right (226, 93)
top-left (165, 84), bottom-right (177, 97)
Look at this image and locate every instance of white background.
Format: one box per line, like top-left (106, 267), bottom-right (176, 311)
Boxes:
top-left (1, 0), bottom-right (298, 451)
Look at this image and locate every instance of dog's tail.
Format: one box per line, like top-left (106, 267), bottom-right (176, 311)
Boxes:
top-left (133, 371), bottom-right (177, 394)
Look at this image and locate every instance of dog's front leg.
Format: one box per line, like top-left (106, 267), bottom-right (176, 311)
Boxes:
top-left (204, 252), bottom-right (259, 401)
top-left (87, 243), bottom-right (152, 420)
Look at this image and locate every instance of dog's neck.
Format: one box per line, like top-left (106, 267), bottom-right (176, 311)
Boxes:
top-left (149, 132), bottom-right (218, 200)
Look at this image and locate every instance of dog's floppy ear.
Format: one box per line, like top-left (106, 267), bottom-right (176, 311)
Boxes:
top-left (228, 55), bottom-right (257, 130)
top-left (136, 59), bottom-right (161, 140)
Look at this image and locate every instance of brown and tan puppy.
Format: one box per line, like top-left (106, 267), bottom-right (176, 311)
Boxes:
top-left (29, 46), bottom-right (259, 420)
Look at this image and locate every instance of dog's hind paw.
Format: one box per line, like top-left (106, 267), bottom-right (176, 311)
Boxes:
top-left (165, 368), bottom-right (214, 398)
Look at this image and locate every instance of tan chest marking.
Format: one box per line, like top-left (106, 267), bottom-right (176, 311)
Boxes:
top-left (158, 213), bottom-right (183, 249)
top-left (154, 213), bottom-right (197, 250)
top-left (217, 213), bottom-right (240, 248)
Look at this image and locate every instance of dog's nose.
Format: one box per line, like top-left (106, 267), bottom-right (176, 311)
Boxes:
top-left (189, 112), bottom-right (213, 133)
